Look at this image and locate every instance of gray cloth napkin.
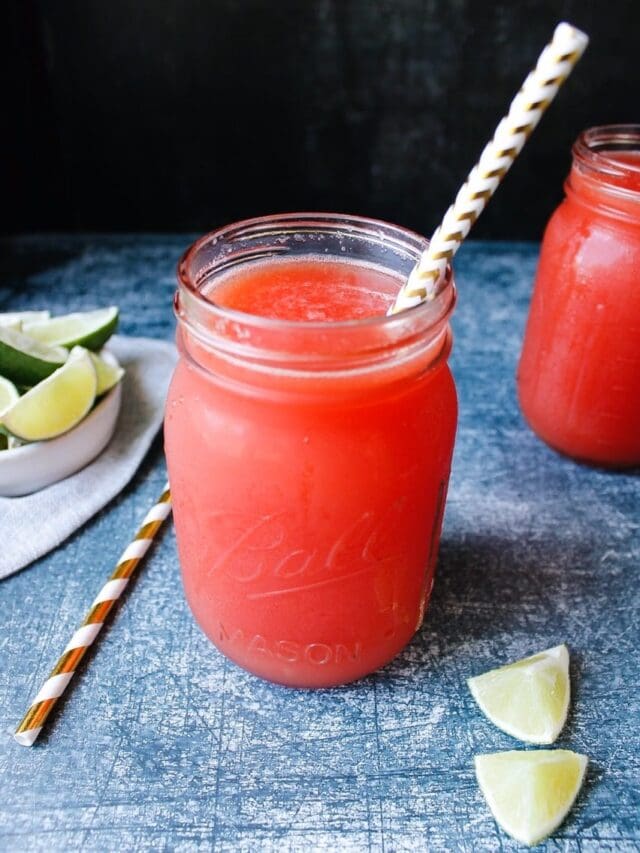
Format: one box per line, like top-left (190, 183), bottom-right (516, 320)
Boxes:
top-left (0, 335), bottom-right (176, 579)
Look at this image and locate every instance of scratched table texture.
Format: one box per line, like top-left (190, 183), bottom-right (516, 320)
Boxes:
top-left (0, 236), bottom-right (638, 853)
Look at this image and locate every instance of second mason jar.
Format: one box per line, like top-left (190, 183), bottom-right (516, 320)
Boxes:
top-left (165, 214), bottom-right (458, 687)
top-left (518, 125), bottom-right (640, 467)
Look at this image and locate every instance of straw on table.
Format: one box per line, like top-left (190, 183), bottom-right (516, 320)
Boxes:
top-left (390, 21), bottom-right (589, 314)
top-left (14, 483), bottom-right (172, 746)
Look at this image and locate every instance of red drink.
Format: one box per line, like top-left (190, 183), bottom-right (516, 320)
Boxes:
top-left (212, 257), bottom-right (396, 321)
top-left (518, 126), bottom-right (640, 467)
top-left (165, 215), bottom-right (457, 687)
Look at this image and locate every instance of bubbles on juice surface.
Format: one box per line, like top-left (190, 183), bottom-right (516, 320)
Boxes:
top-left (203, 256), bottom-right (402, 322)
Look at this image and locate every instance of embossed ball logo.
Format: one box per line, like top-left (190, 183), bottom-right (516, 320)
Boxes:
top-left (206, 509), bottom-right (400, 599)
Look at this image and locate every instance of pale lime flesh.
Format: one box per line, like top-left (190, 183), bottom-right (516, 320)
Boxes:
top-left (1, 347), bottom-right (97, 441)
top-left (23, 306), bottom-right (119, 351)
top-left (0, 310), bottom-right (50, 327)
top-left (475, 749), bottom-right (588, 846)
top-left (468, 644), bottom-right (570, 744)
top-left (0, 375), bottom-right (20, 416)
top-left (90, 351), bottom-right (125, 395)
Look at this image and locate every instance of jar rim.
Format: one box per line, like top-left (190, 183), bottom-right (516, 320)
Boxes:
top-left (572, 125), bottom-right (640, 197)
top-left (176, 212), bottom-right (455, 336)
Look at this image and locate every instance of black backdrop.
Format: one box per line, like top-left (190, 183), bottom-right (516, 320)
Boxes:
top-left (4, 0), bottom-right (639, 239)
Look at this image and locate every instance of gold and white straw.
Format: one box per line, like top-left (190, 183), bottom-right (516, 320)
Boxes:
top-left (15, 483), bottom-right (172, 747)
top-left (390, 21), bottom-right (589, 313)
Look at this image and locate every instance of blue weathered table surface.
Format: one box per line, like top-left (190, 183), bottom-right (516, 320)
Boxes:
top-left (0, 236), bottom-right (638, 852)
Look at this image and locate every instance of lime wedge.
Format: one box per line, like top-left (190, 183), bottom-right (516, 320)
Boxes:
top-left (0, 376), bottom-right (20, 416)
top-left (468, 644), bottom-right (570, 744)
top-left (90, 351), bottom-right (125, 396)
top-left (23, 306), bottom-right (119, 351)
top-left (475, 750), bottom-right (588, 846)
top-left (0, 327), bottom-right (68, 386)
top-left (2, 347), bottom-right (97, 441)
top-left (0, 310), bottom-right (50, 327)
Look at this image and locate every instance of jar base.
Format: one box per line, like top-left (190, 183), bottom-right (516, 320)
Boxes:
top-left (188, 608), bottom-right (420, 688)
top-left (522, 411), bottom-right (640, 470)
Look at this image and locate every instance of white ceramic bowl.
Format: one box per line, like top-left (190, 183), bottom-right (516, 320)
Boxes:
top-left (0, 358), bottom-right (123, 498)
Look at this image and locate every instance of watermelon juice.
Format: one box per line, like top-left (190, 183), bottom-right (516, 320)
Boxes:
top-left (518, 126), bottom-right (640, 467)
top-left (165, 214), bottom-right (457, 687)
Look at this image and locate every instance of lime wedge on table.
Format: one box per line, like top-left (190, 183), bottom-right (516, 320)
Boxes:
top-left (23, 306), bottom-right (119, 351)
top-left (0, 327), bottom-right (68, 386)
top-left (1, 347), bottom-right (97, 441)
top-left (0, 310), bottom-right (50, 327)
top-left (468, 644), bottom-right (570, 744)
top-left (90, 351), bottom-right (124, 396)
top-left (0, 376), bottom-right (20, 416)
top-left (475, 750), bottom-right (587, 846)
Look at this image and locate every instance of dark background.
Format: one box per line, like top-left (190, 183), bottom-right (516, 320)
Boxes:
top-left (4, 0), bottom-right (639, 239)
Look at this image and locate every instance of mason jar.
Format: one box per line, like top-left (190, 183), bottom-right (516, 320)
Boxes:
top-left (165, 213), bottom-right (458, 686)
top-left (518, 125), bottom-right (640, 467)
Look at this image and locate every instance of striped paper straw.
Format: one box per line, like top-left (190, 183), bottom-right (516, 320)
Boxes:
top-left (390, 21), bottom-right (589, 314)
top-left (15, 483), bottom-right (172, 747)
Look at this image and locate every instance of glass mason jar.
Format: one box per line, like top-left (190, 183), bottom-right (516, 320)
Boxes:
top-left (165, 213), bottom-right (458, 687)
top-left (518, 125), bottom-right (640, 467)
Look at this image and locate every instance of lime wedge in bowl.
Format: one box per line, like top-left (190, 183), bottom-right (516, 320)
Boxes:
top-left (2, 347), bottom-right (97, 442)
top-left (0, 376), bottom-right (20, 416)
top-left (0, 310), bottom-right (50, 327)
top-left (90, 351), bottom-right (125, 396)
top-left (0, 351), bottom-right (122, 496)
top-left (475, 749), bottom-right (588, 846)
top-left (0, 327), bottom-right (68, 386)
top-left (23, 306), bottom-right (119, 351)
top-left (468, 644), bottom-right (570, 744)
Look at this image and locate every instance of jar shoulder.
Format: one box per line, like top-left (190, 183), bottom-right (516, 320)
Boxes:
top-left (542, 194), bottom-right (640, 248)
top-left (538, 194), bottom-right (640, 289)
